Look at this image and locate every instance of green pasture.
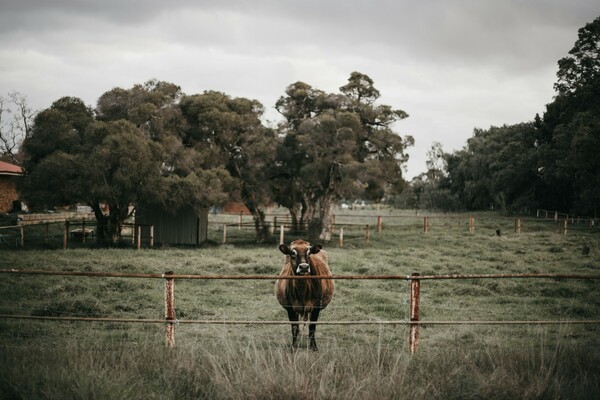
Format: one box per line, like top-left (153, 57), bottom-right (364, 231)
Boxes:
top-left (0, 211), bottom-right (599, 399)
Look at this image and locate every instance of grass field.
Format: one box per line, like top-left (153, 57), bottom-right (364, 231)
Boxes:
top-left (0, 210), bottom-right (599, 399)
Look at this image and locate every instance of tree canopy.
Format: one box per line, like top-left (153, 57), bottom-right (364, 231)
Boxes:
top-left (274, 72), bottom-right (412, 239)
top-left (441, 16), bottom-right (600, 216)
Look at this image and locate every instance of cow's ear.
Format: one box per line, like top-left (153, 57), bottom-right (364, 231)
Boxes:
top-left (279, 244), bottom-right (290, 255)
top-left (310, 244), bottom-right (322, 254)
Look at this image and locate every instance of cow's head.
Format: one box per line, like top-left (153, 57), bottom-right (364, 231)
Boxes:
top-left (279, 240), bottom-right (322, 275)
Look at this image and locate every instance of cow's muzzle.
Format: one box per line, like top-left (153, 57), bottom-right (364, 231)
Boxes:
top-left (296, 263), bottom-right (310, 275)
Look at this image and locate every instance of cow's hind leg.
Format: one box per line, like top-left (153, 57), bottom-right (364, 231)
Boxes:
top-left (286, 308), bottom-right (299, 350)
top-left (308, 308), bottom-right (321, 351)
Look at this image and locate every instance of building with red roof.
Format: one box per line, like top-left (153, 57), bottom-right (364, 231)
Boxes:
top-left (0, 160), bottom-right (24, 213)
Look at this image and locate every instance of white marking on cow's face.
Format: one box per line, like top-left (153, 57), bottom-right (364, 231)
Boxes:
top-left (296, 263), bottom-right (310, 275)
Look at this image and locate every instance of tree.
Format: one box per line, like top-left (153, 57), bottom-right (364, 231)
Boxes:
top-left (79, 120), bottom-right (164, 242)
top-left (554, 16), bottom-right (600, 96)
top-left (537, 17), bottom-right (600, 215)
top-left (275, 72), bottom-right (412, 240)
top-left (20, 88), bottom-right (235, 245)
top-left (179, 91), bottom-right (276, 242)
top-left (0, 92), bottom-right (35, 164)
top-left (445, 123), bottom-right (538, 213)
top-left (95, 81), bottom-right (243, 240)
top-left (19, 98), bottom-right (166, 244)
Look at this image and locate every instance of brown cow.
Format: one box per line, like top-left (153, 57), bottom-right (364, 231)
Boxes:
top-left (275, 239), bottom-right (334, 351)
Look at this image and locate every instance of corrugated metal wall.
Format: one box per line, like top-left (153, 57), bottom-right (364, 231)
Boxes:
top-left (137, 205), bottom-right (208, 245)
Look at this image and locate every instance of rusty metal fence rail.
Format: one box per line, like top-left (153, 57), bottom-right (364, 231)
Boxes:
top-left (1, 268), bottom-right (599, 353)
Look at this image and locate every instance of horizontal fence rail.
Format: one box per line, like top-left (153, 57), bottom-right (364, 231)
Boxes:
top-left (1, 269), bottom-right (599, 281)
top-left (1, 314), bottom-right (598, 326)
top-left (1, 269), bottom-right (598, 352)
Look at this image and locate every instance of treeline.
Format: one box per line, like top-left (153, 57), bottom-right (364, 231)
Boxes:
top-left (398, 17), bottom-right (600, 217)
top-left (16, 73), bottom-right (412, 244)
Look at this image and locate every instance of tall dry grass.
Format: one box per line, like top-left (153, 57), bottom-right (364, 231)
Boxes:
top-left (1, 329), bottom-right (598, 399)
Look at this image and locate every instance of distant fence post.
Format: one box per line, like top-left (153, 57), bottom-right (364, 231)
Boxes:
top-left (409, 272), bottom-right (421, 354)
top-left (149, 225), bottom-right (154, 247)
top-left (563, 219), bottom-right (568, 236)
top-left (137, 225), bottom-right (142, 250)
top-left (365, 224), bottom-right (370, 243)
top-left (19, 226), bottom-right (24, 248)
top-left (239, 212), bottom-right (243, 230)
top-left (423, 217), bottom-right (429, 233)
top-left (222, 224), bottom-right (227, 244)
top-left (377, 216), bottom-right (382, 233)
top-left (339, 227), bottom-right (344, 248)
top-left (164, 271), bottom-right (175, 348)
top-left (279, 225), bottom-right (285, 245)
top-left (63, 221), bottom-right (69, 250)
top-left (469, 217), bottom-right (475, 234)
top-left (515, 218), bottom-right (522, 234)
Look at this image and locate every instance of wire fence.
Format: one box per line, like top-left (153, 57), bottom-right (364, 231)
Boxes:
top-left (2, 208), bottom-right (597, 249)
top-left (1, 268), bottom-right (598, 353)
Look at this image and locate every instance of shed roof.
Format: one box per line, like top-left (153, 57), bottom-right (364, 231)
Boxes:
top-left (0, 160), bottom-right (24, 176)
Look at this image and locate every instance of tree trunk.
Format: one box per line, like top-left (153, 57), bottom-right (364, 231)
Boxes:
top-left (244, 199), bottom-right (272, 243)
top-left (252, 207), bottom-right (271, 243)
top-left (91, 202), bottom-right (128, 246)
top-left (318, 194), bottom-right (336, 241)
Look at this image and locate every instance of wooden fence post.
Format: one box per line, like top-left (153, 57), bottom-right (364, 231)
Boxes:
top-left (563, 219), bottom-right (568, 236)
top-left (377, 216), bottom-right (383, 233)
top-left (515, 218), bottom-right (522, 234)
top-left (279, 225), bottom-right (285, 245)
top-left (423, 217), bottom-right (429, 233)
top-left (365, 224), bottom-right (370, 243)
top-left (164, 271), bottom-right (175, 348)
top-left (63, 221), bottom-right (69, 250)
top-left (409, 273), bottom-right (421, 354)
top-left (239, 211), bottom-right (243, 230)
top-left (137, 225), bottom-right (142, 250)
top-left (339, 227), bottom-right (344, 248)
top-left (469, 217), bottom-right (475, 234)
top-left (19, 226), bottom-right (24, 248)
top-left (149, 225), bottom-right (154, 247)
top-left (222, 224), bottom-right (227, 244)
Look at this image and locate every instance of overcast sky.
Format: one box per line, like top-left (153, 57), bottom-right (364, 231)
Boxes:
top-left (1, 1), bottom-right (598, 178)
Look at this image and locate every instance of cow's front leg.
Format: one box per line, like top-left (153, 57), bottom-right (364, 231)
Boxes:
top-left (308, 308), bottom-right (321, 351)
top-left (286, 308), bottom-right (299, 350)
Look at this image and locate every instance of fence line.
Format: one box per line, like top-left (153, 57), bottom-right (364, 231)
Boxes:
top-left (1, 269), bottom-right (598, 281)
top-left (1, 314), bottom-right (598, 326)
top-left (1, 268), bottom-right (599, 353)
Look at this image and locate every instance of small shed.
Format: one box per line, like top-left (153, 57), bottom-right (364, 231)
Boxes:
top-left (0, 161), bottom-right (24, 213)
top-left (136, 204), bottom-right (208, 245)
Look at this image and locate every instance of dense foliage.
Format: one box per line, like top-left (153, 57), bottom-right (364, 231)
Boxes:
top-left (274, 72), bottom-right (412, 239)
top-left (18, 74), bottom-right (410, 243)
top-left (439, 16), bottom-right (600, 216)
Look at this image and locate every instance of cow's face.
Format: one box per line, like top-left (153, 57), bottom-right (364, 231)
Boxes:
top-left (279, 242), bottom-right (322, 275)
